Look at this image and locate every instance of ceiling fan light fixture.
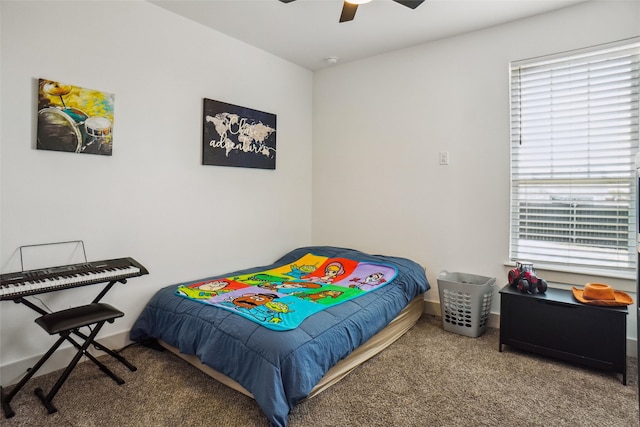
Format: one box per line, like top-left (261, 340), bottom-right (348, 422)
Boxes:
top-left (280, 0), bottom-right (424, 23)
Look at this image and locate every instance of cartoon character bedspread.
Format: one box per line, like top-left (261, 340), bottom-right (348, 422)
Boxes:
top-left (130, 246), bottom-right (430, 427)
top-left (175, 253), bottom-right (398, 331)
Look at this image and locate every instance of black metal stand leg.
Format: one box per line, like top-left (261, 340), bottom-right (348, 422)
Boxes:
top-left (1, 335), bottom-right (67, 418)
top-left (72, 329), bottom-right (137, 371)
top-left (64, 334), bottom-right (125, 385)
top-left (35, 322), bottom-right (106, 414)
top-left (1, 387), bottom-right (13, 419)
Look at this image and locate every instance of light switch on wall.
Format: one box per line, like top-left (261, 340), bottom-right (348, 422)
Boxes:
top-left (439, 151), bottom-right (449, 165)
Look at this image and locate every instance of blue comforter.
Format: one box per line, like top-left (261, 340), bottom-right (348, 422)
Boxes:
top-left (130, 246), bottom-right (429, 427)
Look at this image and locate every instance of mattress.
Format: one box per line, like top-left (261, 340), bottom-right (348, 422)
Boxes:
top-left (130, 246), bottom-right (430, 426)
top-left (158, 294), bottom-right (424, 400)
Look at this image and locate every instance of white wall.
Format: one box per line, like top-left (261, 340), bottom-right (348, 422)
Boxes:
top-left (2, 0), bottom-right (639, 387)
top-left (0, 0), bottom-right (313, 385)
top-left (312, 1), bottom-right (640, 333)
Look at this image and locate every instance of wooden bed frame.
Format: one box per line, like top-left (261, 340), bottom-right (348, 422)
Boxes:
top-left (159, 294), bottom-right (424, 401)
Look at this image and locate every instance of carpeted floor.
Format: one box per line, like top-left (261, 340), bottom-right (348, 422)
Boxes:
top-left (2, 315), bottom-right (638, 426)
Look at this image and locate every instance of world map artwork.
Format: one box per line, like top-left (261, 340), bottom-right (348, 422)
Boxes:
top-left (202, 98), bottom-right (277, 169)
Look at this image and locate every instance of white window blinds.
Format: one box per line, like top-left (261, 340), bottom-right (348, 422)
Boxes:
top-left (510, 39), bottom-right (640, 277)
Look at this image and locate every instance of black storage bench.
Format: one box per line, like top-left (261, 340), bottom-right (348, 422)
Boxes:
top-left (499, 285), bottom-right (627, 384)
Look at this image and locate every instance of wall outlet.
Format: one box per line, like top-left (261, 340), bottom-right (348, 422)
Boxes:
top-left (439, 151), bottom-right (449, 165)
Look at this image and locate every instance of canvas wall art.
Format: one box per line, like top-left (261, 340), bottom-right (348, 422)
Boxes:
top-left (37, 78), bottom-right (114, 156)
top-left (202, 98), bottom-right (277, 169)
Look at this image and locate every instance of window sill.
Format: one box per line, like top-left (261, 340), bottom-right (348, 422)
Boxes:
top-left (503, 261), bottom-right (636, 294)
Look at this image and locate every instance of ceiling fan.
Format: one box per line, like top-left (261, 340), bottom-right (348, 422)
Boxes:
top-left (279, 0), bottom-right (426, 23)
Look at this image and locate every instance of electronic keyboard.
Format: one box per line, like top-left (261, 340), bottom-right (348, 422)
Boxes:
top-left (0, 257), bottom-right (148, 300)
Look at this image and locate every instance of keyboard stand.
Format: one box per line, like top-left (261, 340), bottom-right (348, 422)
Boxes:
top-left (0, 279), bottom-right (137, 418)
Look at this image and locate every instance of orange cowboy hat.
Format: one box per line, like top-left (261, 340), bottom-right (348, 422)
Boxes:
top-left (571, 283), bottom-right (633, 307)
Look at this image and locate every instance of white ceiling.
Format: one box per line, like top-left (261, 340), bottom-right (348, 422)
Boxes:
top-left (149, 0), bottom-right (590, 71)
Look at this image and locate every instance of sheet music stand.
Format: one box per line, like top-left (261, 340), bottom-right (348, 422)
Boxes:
top-left (18, 240), bottom-right (88, 272)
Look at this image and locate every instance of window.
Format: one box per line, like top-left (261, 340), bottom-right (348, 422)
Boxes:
top-left (509, 39), bottom-right (640, 278)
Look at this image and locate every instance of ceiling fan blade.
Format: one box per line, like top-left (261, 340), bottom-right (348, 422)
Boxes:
top-left (339, 2), bottom-right (358, 23)
top-left (393, 0), bottom-right (425, 9)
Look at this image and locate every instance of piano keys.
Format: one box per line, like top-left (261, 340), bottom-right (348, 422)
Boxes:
top-left (0, 257), bottom-right (148, 300)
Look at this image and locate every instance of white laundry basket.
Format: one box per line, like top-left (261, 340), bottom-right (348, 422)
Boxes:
top-left (437, 270), bottom-right (496, 338)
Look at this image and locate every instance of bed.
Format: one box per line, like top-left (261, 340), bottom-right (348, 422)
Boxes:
top-left (129, 246), bottom-right (430, 427)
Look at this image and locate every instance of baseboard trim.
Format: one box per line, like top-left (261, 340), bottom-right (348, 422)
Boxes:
top-left (423, 300), bottom-right (638, 358)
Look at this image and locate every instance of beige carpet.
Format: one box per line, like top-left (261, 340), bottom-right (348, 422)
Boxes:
top-left (2, 315), bottom-right (637, 426)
